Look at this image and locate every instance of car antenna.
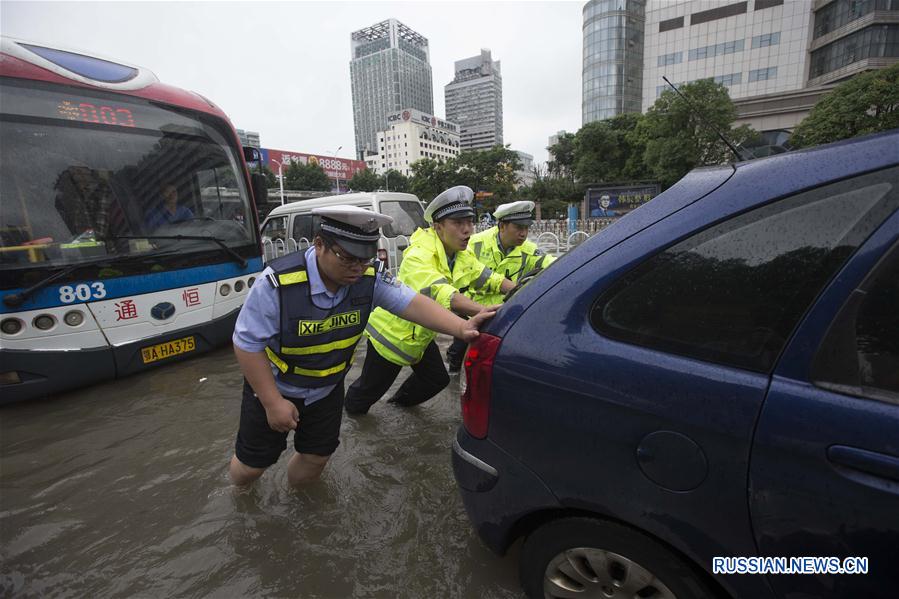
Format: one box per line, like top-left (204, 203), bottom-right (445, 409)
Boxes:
top-left (662, 76), bottom-right (752, 162)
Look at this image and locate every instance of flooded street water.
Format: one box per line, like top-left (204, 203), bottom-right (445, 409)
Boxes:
top-left (0, 337), bottom-right (523, 598)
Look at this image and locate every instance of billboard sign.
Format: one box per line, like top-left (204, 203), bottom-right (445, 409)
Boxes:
top-left (585, 184), bottom-right (661, 218)
top-left (262, 148), bottom-right (366, 181)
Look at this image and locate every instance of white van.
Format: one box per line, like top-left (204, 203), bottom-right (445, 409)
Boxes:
top-left (259, 191), bottom-right (427, 273)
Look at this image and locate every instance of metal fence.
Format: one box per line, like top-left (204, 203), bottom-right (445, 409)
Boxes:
top-left (262, 219), bottom-right (617, 265)
top-left (475, 218), bottom-right (616, 256)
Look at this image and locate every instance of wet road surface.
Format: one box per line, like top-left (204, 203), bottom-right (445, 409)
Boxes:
top-left (0, 337), bottom-right (523, 598)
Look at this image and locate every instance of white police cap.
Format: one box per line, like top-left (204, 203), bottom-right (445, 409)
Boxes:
top-left (493, 200), bottom-right (535, 225)
top-left (311, 205), bottom-right (393, 259)
top-left (424, 185), bottom-right (476, 223)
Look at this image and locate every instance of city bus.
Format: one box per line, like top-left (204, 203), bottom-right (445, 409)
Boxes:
top-left (0, 38), bottom-right (267, 403)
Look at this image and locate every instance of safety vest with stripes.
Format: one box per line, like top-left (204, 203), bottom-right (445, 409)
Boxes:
top-left (467, 226), bottom-right (555, 305)
top-left (365, 226), bottom-right (505, 366)
top-left (264, 250), bottom-right (377, 388)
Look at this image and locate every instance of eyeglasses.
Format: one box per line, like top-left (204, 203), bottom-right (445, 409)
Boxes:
top-left (328, 243), bottom-right (374, 267)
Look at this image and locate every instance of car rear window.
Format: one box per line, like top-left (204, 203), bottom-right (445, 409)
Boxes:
top-left (812, 242), bottom-right (899, 404)
top-left (379, 200), bottom-right (426, 237)
top-left (591, 167), bottom-right (899, 373)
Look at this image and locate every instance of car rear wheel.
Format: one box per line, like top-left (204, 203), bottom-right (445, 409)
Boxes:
top-left (520, 517), bottom-right (715, 599)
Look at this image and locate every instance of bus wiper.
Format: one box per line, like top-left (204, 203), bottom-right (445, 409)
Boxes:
top-left (3, 257), bottom-right (112, 308)
top-left (105, 235), bottom-right (248, 268)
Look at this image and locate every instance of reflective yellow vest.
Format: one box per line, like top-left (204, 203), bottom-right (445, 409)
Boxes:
top-left (466, 226), bottom-right (556, 305)
top-left (365, 227), bottom-right (505, 365)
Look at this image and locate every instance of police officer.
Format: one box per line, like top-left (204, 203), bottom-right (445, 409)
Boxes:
top-left (344, 186), bottom-right (515, 415)
top-left (228, 205), bottom-right (494, 488)
top-left (445, 200), bottom-right (555, 371)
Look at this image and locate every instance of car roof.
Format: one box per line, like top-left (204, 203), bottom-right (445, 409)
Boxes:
top-left (265, 192), bottom-right (422, 218)
top-left (583, 128), bottom-right (899, 264)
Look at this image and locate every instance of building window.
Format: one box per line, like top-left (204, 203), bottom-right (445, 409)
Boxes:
top-left (752, 31), bottom-right (781, 48)
top-left (659, 16), bottom-right (684, 32)
top-left (689, 39), bottom-right (745, 61)
top-left (754, 0), bottom-right (783, 9)
top-left (810, 24), bottom-right (899, 78)
top-left (748, 66), bottom-right (778, 82)
top-left (658, 51), bottom-right (683, 66)
top-left (690, 1), bottom-right (747, 25)
top-left (715, 72), bottom-right (743, 86)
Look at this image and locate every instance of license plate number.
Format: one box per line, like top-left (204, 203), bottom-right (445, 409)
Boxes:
top-left (141, 336), bottom-right (196, 364)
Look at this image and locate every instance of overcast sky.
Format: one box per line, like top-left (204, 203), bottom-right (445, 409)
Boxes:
top-left (2, 0), bottom-right (584, 165)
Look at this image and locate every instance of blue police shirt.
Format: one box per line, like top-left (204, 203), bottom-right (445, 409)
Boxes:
top-left (233, 246), bottom-right (416, 404)
top-left (145, 205), bottom-right (194, 229)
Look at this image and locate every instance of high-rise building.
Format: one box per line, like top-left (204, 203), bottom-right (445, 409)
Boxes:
top-left (583, 0), bottom-right (646, 124)
top-left (444, 49), bottom-right (504, 151)
top-left (548, 130), bottom-right (569, 150)
top-left (236, 129), bottom-right (260, 148)
top-left (350, 19), bottom-right (434, 160)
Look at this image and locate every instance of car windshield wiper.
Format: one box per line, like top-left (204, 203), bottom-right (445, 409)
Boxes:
top-left (3, 256), bottom-right (115, 308)
top-left (104, 234), bottom-right (248, 268)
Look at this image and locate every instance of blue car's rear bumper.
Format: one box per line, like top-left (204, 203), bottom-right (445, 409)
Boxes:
top-left (452, 427), bottom-right (560, 555)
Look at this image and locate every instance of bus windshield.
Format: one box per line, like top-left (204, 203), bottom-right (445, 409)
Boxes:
top-left (0, 81), bottom-right (256, 277)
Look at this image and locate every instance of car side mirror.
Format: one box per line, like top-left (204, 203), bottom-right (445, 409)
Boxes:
top-left (251, 172), bottom-right (268, 205)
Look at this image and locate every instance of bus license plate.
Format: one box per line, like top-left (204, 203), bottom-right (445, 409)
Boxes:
top-left (141, 336), bottom-right (196, 364)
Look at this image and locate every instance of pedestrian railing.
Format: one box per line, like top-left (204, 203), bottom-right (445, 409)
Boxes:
top-left (262, 219), bottom-right (615, 266)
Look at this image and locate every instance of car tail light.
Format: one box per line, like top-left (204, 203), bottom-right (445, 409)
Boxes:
top-left (461, 333), bottom-right (501, 439)
top-left (377, 249), bottom-right (388, 265)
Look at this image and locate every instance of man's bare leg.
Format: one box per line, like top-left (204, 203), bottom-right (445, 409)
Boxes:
top-left (287, 452), bottom-right (330, 487)
top-left (229, 454), bottom-right (266, 486)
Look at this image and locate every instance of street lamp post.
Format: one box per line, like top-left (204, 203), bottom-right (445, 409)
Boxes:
top-left (330, 145), bottom-right (343, 193)
top-left (270, 159), bottom-right (285, 205)
top-left (384, 170), bottom-right (390, 192)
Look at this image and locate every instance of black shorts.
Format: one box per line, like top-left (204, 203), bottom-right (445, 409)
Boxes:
top-left (234, 380), bottom-right (345, 469)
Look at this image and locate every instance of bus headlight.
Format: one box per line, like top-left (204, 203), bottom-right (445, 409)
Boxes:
top-left (234, 280), bottom-right (245, 292)
top-left (247, 277), bottom-right (256, 288)
top-left (1, 318), bottom-right (23, 335)
top-left (219, 284), bottom-right (231, 296)
top-left (64, 310), bottom-right (85, 327)
top-left (33, 314), bottom-right (56, 331)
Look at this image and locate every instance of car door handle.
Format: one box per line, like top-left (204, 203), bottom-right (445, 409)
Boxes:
top-left (827, 445), bottom-right (899, 482)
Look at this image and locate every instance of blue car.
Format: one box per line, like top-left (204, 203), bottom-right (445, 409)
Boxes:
top-left (453, 130), bottom-right (899, 599)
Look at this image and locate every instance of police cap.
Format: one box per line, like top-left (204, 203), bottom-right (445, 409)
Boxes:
top-left (424, 185), bottom-right (476, 223)
top-left (493, 200), bottom-right (535, 226)
top-left (312, 205), bottom-right (393, 259)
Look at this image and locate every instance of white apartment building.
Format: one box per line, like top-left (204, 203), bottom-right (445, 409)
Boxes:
top-left (364, 108), bottom-right (461, 176)
top-left (514, 150), bottom-right (535, 188)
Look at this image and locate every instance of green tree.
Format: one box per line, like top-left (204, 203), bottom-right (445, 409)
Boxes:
top-left (347, 168), bottom-right (382, 192)
top-left (634, 79), bottom-right (757, 188)
top-left (262, 166), bottom-right (278, 188)
top-left (382, 169), bottom-right (410, 193)
top-left (790, 63), bottom-right (899, 148)
top-left (454, 145), bottom-right (522, 212)
top-left (410, 158), bottom-right (456, 203)
top-left (284, 160), bottom-right (332, 191)
top-left (517, 169), bottom-right (584, 221)
top-left (574, 113), bottom-right (644, 184)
